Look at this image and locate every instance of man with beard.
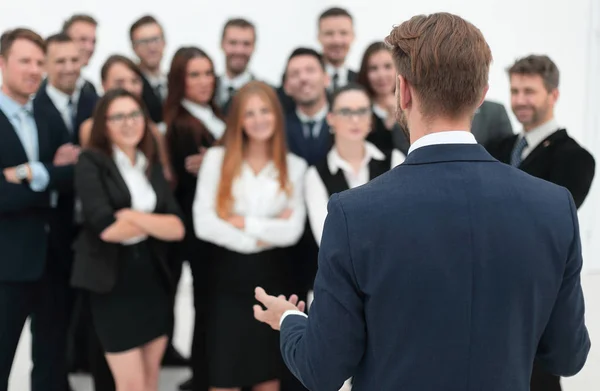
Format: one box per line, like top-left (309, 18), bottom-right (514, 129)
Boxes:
top-left (217, 18), bottom-right (258, 115)
top-left (62, 14), bottom-right (98, 95)
top-left (253, 13), bottom-right (590, 391)
top-left (130, 15), bottom-right (168, 126)
top-left (317, 7), bottom-right (357, 92)
top-left (488, 55), bottom-right (595, 210)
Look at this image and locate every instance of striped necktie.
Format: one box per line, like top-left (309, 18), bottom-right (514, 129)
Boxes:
top-left (510, 136), bottom-right (528, 166)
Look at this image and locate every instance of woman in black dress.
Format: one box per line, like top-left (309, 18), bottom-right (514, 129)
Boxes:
top-left (72, 88), bottom-right (185, 391)
top-left (193, 81), bottom-right (307, 391)
top-left (356, 41), bottom-right (411, 155)
top-left (163, 46), bottom-right (226, 391)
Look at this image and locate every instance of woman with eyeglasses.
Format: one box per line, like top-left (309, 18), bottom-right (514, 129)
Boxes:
top-left (71, 88), bottom-right (185, 391)
top-left (305, 83), bottom-right (405, 247)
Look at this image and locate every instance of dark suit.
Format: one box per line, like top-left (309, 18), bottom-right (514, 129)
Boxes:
top-left (284, 111), bottom-right (333, 166)
top-left (487, 128), bottom-right (595, 391)
top-left (487, 128), bottom-right (595, 209)
top-left (471, 100), bottom-right (514, 147)
top-left (141, 74), bottom-right (164, 124)
top-left (280, 142), bottom-right (590, 391)
top-left (0, 101), bottom-right (74, 391)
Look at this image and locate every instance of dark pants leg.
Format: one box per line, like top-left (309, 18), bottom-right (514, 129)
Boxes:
top-left (531, 360), bottom-right (562, 391)
top-left (0, 281), bottom-right (35, 391)
top-left (189, 257), bottom-right (209, 391)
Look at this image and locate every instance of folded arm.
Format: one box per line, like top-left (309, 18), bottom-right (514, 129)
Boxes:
top-left (0, 176), bottom-right (49, 214)
top-left (535, 189), bottom-right (591, 376)
top-left (280, 193), bottom-right (366, 390)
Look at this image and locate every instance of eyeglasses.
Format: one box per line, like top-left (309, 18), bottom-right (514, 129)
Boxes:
top-left (133, 36), bottom-right (163, 47)
top-left (333, 107), bottom-right (372, 119)
top-left (106, 110), bottom-right (144, 125)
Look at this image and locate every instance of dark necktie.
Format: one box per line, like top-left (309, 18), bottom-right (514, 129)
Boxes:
top-left (67, 97), bottom-right (77, 133)
top-left (154, 83), bottom-right (164, 102)
top-left (227, 86), bottom-right (236, 102)
top-left (332, 73), bottom-right (339, 92)
top-left (510, 136), bottom-right (528, 166)
top-left (304, 120), bottom-right (316, 139)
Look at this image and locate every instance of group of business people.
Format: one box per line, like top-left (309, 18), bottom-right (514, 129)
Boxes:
top-left (0, 6), bottom-right (596, 391)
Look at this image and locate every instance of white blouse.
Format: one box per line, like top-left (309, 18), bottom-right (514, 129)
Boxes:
top-left (113, 147), bottom-right (157, 245)
top-left (193, 146), bottom-right (307, 254)
top-left (304, 142), bottom-right (405, 246)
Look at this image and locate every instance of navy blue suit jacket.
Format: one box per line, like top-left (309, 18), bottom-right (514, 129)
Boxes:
top-left (285, 111), bottom-right (333, 166)
top-left (280, 143), bottom-right (590, 391)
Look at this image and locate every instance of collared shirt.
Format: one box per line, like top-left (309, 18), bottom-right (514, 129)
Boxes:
top-left (144, 72), bottom-right (168, 102)
top-left (181, 99), bottom-right (226, 140)
top-left (296, 104), bottom-right (329, 139)
top-left (408, 131), bottom-right (478, 155)
top-left (218, 71), bottom-right (253, 106)
top-left (46, 82), bottom-right (80, 133)
top-left (325, 63), bottom-right (350, 91)
top-left (305, 142), bottom-right (405, 246)
top-left (519, 118), bottom-right (560, 160)
top-left (0, 89), bottom-right (49, 192)
top-left (113, 146), bottom-right (157, 245)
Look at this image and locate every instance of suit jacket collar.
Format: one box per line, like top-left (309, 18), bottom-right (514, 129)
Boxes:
top-left (403, 143), bottom-right (497, 166)
top-left (519, 128), bottom-right (568, 169)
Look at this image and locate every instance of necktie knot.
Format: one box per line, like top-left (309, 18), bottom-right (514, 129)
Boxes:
top-left (510, 136), bottom-right (528, 166)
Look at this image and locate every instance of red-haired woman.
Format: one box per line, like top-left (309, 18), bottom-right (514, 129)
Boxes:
top-left (193, 80), bottom-right (306, 391)
top-left (163, 46), bottom-right (225, 390)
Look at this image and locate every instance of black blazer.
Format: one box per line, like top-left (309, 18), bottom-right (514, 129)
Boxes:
top-left (71, 149), bottom-right (183, 293)
top-left (141, 74), bottom-right (164, 124)
top-left (285, 110), bottom-right (333, 166)
top-left (0, 107), bottom-right (74, 281)
top-left (487, 129), bottom-right (596, 209)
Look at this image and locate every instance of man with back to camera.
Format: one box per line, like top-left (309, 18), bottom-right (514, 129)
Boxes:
top-left (487, 54), bottom-right (595, 391)
top-left (253, 12), bottom-right (591, 391)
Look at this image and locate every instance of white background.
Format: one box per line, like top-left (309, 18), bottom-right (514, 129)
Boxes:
top-left (0, 0), bottom-right (598, 269)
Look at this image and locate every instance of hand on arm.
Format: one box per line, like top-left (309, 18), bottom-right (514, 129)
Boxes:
top-left (185, 147), bottom-right (207, 176)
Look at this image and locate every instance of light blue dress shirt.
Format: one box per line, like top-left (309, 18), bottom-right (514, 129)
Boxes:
top-left (0, 90), bottom-right (49, 191)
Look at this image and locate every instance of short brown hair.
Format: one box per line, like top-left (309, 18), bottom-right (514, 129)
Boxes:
top-left (129, 15), bottom-right (162, 41)
top-left (221, 18), bottom-right (255, 41)
top-left (385, 12), bottom-right (492, 120)
top-left (62, 14), bottom-right (97, 33)
top-left (100, 54), bottom-right (143, 82)
top-left (319, 7), bottom-right (353, 22)
top-left (507, 55), bottom-right (559, 92)
top-left (0, 28), bottom-right (45, 58)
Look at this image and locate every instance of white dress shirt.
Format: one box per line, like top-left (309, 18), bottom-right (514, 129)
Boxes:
top-left (518, 118), bottom-right (560, 160)
top-left (193, 146), bottom-right (307, 254)
top-left (181, 99), bottom-right (226, 140)
top-left (326, 63), bottom-right (350, 91)
top-left (46, 83), bottom-right (80, 133)
top-left (218, 71), bottom-right (253, 106)
top-left (296, 104), bottom-right (329, 139)
top-left (113, 147), bottom-right (157, 245)
top-left (408, 130), bottom-right (477, 155)
top-left (305, 142), bottom-right (405, 245)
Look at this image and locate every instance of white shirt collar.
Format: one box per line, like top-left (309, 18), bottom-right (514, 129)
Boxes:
top-left (143, 72), bottom-right (167, 87)
top-left (113, 146), bottom-right (147, 171)
top-left (372, 104), bottom-right (388, 119)
top-left (221, 71), bottom-right (253, 90)
top-left (46, 82), bottom-right (80, 110)
top-left (522, 118), bottom-right (560, 149)
top-left (296, 104), bottom-right (329, 124)
top-left (327, 141), bottom-right (385, 174)
top-left (325, 63), bottom-right (349, 87)
top-left (408, 131), bottom-right (477, 155)
top-left (181, 98), bottom-right (226, 140)
top-left (75, 76), bottom-right (88, 91)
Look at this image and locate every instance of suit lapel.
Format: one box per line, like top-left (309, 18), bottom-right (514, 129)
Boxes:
top-left (0, 109), bottom-right (29, 164)
top-left (33, 109), bottom-right (52, 162)
top-left (519, 129), bottom-right (566, 170)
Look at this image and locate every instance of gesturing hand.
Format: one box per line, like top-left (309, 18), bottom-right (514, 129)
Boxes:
top-left (185, 147), bottom-right (207, 175)
top-left (253, 287), bottom-right (306, 331)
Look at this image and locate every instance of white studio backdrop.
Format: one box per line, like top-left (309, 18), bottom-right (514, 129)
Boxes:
top-left (1, 0), bottom-right (598, 269)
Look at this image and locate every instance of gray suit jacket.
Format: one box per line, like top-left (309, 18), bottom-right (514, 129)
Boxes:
top-left (472, 100), bottom-right (514, 147)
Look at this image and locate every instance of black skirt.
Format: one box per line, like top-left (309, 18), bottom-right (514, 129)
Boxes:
top-left (90, 241), bottom-right (171, 353)
top-left (207, 245), bottom-right (294, 388)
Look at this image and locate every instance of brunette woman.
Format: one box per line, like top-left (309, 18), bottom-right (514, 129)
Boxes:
top-left (193, 80), bottom-right (306, 391)
top-left (356, 41), bottom-right (410, 154)
top-left (79, 55), bottom-right (173, 183)
top-left (163, 46), bottom-right (225, 391)
top-left (71, 88), bottom-right (185, 391)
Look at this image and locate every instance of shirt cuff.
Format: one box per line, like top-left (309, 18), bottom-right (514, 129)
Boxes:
top-left (280, 309), bottom-right (308, 328)
top-left (28, 162), bottom-right (50, 192)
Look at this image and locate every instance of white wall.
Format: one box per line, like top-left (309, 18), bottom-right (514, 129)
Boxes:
top-left (1, 0), bottom-right (598, 266)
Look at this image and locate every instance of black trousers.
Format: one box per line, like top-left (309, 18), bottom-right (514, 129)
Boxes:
top-left (0, 250), bottom-right (69, 391)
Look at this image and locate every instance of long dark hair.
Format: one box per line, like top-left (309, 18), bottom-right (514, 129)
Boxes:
top-left (356, 41), bottom-right (392, 98)
top-left (163, 46), bottom-right (222, 146)
top-left (88, 88), bottom-right (156, 172)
